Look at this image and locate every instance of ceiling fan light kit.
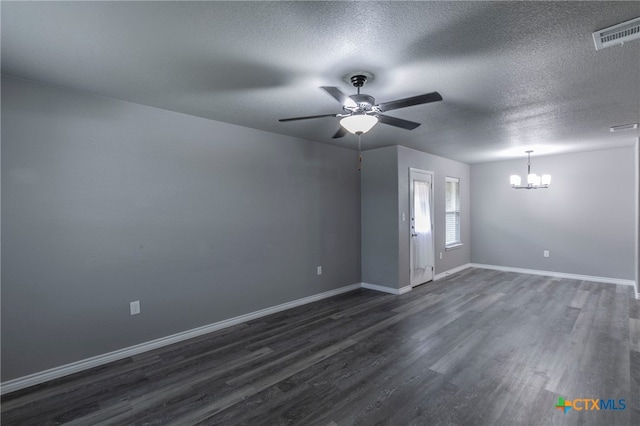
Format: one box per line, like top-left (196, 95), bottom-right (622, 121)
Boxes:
top-left (510, 151), bottom-right (551, 189)
top-left (279, 73), bottom-right (442, 138)
top-left (340, 114), bottom-right (378, 135)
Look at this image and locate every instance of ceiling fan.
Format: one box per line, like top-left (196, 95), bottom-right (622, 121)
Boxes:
top-left (279, 74), bottom-right (443, 138)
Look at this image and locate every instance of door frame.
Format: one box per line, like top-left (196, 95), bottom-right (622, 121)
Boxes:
top-left (409, 168), bottom-right (435, 287)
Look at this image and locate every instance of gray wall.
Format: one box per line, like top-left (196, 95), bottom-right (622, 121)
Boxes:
top-left (1, 76), bottom-right (361, 381)
top-left (361, 146), bottom-right (471, 290)
top-left (471, 148), bottom-right (635, 280)
top-left (360, 146), bottom-right (400, 288)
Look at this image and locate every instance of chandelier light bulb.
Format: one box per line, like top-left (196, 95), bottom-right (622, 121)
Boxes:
top-left (541, 174), bottom-right (551, 186)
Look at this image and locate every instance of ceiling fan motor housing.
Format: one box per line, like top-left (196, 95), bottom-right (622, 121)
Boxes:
top-left (346, 94), bottom-right (376, 112)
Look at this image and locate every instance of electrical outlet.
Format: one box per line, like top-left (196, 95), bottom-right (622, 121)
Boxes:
top-left (317, 266), bottom-right (322, 275)
top-left (543, 250), bottom-right (550, 258)
top-left (130, 300), bottom-right (141, 315)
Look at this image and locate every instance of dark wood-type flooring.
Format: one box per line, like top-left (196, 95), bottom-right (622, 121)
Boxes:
top-left (2, 268), bottom-right (640, 425)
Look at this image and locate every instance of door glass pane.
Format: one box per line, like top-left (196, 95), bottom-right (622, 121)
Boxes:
top-left (413, 180), bottom-right (431, 269)
top-left (414, 181), bottom-right (431, 233)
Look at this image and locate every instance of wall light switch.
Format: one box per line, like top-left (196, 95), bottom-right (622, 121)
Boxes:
top-left (317, 266), bottom-right (322, 275)
top-left (543, 250), bottom-right (550, 258)
top-left (440, 252), bottom-right (443, 260)
top-left (130, 300), bottom-right (141, 315)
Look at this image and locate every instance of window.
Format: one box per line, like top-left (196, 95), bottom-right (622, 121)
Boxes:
top-left (445, 177), bottom-right (462, 249)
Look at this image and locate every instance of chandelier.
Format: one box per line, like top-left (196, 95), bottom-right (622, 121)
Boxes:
top-left (510, 150), bottom-right (551, 189)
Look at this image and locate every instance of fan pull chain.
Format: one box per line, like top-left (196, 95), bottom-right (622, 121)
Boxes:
top-left (358, 134), bottom-right (362, 171)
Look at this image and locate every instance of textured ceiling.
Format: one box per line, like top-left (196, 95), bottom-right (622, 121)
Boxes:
top-left (2, 1), bottom-right (639, 164)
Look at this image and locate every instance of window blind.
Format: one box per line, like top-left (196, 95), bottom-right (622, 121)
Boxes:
top-left (445, 177), bottom-right (460, 247)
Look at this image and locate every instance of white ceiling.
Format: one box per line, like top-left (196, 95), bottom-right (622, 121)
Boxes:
top-left (2, 1), bottom-right (639, 164)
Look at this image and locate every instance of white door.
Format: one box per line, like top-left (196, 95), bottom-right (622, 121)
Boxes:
top-left (410, 169), bottom-right (434, 286)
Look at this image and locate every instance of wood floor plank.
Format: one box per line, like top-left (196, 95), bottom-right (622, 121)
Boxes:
top-left (2, 268), bottom-right (639, 425)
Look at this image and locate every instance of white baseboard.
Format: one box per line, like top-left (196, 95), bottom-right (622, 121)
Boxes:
top-left (0, 283), bottom-right (361, 395)
top-left (398, 285), bottom-right (412, 294)
top-left (361, 282), bottom-right (412, 295)
top-left (434, 263), bottom-right (472, 281)
top-left (470, 263), bottom-right (636, 287)
top-left (4, 269), bottom-right (635, 395)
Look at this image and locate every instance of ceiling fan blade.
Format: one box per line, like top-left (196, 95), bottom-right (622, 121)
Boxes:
top-left (332, 127), bottom-right (347, 139)
top-left (376, 92), bottom-right (443, 112)
top-left (279, 113), bottom-right (337, 122)
top-left (377, 114), bottom-right (421, 130)
top-left (320, 87), bottom-right (356, 107)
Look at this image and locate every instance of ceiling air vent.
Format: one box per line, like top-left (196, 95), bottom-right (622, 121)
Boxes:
top-left (593, 16), bottom-right (640, 50)
top-left (610, 123), bottom-right (638, 133)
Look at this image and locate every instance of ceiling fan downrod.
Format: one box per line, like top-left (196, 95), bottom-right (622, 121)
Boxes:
top-left (350, 74), bottom-right (367, 95)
